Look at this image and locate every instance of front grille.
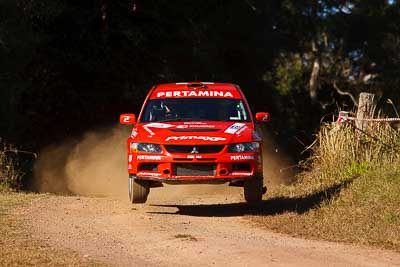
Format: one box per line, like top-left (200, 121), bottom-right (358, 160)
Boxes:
top-left (165, 145), bottom-right (224, 154)
top-left (173, 164), bottom-right (216, 176)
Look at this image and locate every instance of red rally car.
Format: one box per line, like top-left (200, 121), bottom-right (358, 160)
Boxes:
top-left (120, 82), bottom-right (270, 204)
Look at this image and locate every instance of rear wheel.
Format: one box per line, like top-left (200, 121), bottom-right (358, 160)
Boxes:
top-left (243, 176), bottom-right (264, 204)
top-left (128, 175), bottom-right (150, 203)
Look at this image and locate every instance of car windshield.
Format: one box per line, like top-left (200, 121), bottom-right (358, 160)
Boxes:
top-left (140, 98), bottom-right (251, 123)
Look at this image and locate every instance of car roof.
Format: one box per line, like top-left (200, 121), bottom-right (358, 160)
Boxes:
top-left (155, 82), bottom-right (238, 90)
top-left (149, 82), bottom-right (243, 99)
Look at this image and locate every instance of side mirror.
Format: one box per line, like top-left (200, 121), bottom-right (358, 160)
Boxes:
top-left (255, 112), bottom-right (271, 123)
top-left (120, 114), bottom-right (136, 124)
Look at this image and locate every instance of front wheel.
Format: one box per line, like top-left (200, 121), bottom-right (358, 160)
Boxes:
top-left (128, 175), bottom-right (150, 203)
top-left (243, 176), bottom-right (264, 204)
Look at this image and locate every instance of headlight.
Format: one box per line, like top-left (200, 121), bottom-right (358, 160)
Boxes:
top-left (228, 142), bottom-right (260, 153)
top-left (130, 143), bottom-right (162, 153)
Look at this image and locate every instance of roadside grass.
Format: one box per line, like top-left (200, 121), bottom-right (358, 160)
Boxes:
top-left (0, 192), bottom-right (103, 266)
top-left (0, 143), bottom-right (26, 192)
top-left (249, 122), bottom-right (400, 251)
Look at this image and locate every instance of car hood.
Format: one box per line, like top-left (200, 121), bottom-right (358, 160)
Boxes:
top-left (131, 121), bottom-right (260, 144)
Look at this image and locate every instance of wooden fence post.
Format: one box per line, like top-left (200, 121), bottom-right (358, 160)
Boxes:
top-left (356, 92), bottom-right (376, 131)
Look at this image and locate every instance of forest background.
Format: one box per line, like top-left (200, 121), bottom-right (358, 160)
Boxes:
top-left (1, 0), bottom-right (400, 159)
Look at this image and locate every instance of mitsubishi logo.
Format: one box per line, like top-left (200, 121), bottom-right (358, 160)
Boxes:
top-left (190, 146), bottom-right (199, 154)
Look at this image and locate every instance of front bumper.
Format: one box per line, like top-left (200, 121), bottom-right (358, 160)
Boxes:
top-left (128, 151), bottom-right (262, 184)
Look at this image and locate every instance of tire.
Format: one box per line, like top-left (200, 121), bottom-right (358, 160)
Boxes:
top-left (128, 175), bottom-right (150, 203)
top-left (243, 176), bottom-right (264, 204)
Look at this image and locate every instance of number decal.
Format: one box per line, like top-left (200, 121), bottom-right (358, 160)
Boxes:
top-left (120, 114), bottom-right (135, 124)
top-left (123, 116), bottom-right (130, 123)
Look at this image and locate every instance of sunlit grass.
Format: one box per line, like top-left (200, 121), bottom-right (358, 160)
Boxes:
top-left (249, 120), bottom-right (400, 251)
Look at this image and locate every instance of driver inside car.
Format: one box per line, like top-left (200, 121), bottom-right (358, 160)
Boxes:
top-left (149, 101), bottom-right (176, 121)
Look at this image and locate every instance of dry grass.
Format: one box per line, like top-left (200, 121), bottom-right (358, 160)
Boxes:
top-left (248, 121), bottom-right (400, 251)
top-left (0, 145), bottom-right (24, 191)
top-left (310, 122), bottom-right (400, 186)
top-left (0, 192), bottom-right (103, 266)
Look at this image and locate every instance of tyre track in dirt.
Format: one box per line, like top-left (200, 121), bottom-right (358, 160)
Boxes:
top-left (20, 186), bottom-right (400, 267)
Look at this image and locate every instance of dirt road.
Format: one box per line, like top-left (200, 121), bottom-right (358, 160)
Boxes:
top-left (19, 185), bottom-right (400, 267)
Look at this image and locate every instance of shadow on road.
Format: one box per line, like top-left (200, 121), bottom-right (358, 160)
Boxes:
top-left (148, 178), bottom-right (355, 217)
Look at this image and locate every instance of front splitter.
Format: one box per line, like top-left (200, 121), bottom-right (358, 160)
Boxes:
top-left (132, 175), bottom-right (256, 185)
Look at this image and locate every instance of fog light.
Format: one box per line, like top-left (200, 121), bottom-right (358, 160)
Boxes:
top-left (219, 169), bottom-right (227, 175)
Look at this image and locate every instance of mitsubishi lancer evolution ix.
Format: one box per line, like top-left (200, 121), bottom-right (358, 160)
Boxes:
top-left (120, 82), bottom-right (270, 204)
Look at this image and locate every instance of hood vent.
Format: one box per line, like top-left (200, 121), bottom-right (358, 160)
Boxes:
top-left (169, 128), bottom-right (220, 133)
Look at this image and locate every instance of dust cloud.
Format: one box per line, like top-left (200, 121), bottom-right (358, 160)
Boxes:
top-left (261, 128), bottom-right (298, 186)
top-left (33, 125), bottom-right (296, 200)
top-left (33, 126), bottom-right (128, 197)
top-left (33, 126), bottom-right (237, 200)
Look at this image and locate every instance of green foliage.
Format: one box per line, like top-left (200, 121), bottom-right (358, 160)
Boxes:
top-left (344, 161), bottom-right (370, 178)
top-left (263, 54), bottom-right (305, 96)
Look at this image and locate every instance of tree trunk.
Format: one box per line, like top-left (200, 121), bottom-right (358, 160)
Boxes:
top-left (309, 58), bottom-right (320, 101)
